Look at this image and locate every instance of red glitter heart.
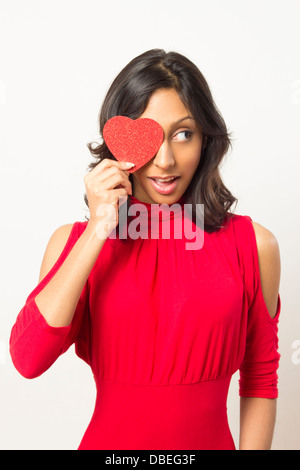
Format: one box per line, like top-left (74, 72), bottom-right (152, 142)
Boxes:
top-left (103, 116), bottom-right (164, 172)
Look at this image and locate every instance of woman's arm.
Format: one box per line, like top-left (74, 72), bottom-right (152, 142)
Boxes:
top-left (35, 221), bottom-right (105, 327)
top-left (239, 221), bottom-right (281, 450)
top-left (9, 222), bottom-right (105, 378)
top-left (239, 397), bottom-right (276, 450)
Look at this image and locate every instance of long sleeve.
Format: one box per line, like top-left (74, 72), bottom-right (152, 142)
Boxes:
top-left (237, 215), bottom-right (281, 399)
top-left (239, 280), bottom-right (281, 398)
top-left (9, 222), bottom-right (90, 379)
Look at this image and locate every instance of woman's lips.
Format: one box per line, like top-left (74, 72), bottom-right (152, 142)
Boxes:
top-left (148, 177), bottom-right (180, 195)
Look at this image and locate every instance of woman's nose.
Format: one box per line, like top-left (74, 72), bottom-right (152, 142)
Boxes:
top-left (152, 142), bottom-right (176, 169)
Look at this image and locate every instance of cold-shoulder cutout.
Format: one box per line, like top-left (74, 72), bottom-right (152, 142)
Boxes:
top-left (38, 223), bottom-right (76, 283)
top-left (248, 219), bottom-right (281, 321)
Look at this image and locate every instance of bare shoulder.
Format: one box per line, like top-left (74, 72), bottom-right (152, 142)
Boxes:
top-left (38, 223), bottom-right (75, 283)
top-left (251, 221), bottom-right (281, 319)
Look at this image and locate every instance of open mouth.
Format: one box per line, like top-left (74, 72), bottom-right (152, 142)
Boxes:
top-left (148, 176), bottom-right (180, 194)
top-left (150, 176), bottom-right (179, 184)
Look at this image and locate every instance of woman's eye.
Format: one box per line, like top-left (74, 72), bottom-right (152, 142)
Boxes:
top-left (173, 131), bottom-right (193, 141)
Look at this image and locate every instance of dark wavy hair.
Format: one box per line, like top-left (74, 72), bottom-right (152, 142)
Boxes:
top-left (84, 48), bottom-right (238, 233)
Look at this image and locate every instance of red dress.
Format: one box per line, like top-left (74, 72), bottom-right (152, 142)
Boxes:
top-left (9, 194), bottom-right (281, 450)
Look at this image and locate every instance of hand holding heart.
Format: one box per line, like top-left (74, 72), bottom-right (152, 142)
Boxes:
top-left (103, 116), bottom-right (164, 172)
top-left (84, 116), bottom-right (163, 240)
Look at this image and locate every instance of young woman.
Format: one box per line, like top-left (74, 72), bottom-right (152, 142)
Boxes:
top-left (9, 49), bottom-right (281, 450)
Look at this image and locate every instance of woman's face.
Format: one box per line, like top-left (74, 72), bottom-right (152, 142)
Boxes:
top-left (131, 88), bottom-right (204, 204)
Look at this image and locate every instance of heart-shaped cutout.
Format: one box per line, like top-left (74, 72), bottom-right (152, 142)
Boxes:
top-left (103, 116), bottom-right (164, 172)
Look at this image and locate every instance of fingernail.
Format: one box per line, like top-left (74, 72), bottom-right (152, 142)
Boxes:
top-left (125, 162), bottom-right (135, 167)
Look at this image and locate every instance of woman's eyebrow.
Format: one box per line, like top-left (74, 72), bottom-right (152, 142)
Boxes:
top-left (172, 116), bottom-right (195, 125)
top-left (163, 116), bottom-right (195, 134)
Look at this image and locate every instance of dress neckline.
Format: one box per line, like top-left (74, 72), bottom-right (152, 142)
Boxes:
top-left (118, 193), bottom-right (188, 238)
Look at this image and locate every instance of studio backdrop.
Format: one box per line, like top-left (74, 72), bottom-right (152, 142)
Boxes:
top-left (0, 0), bottom-right (299, 450)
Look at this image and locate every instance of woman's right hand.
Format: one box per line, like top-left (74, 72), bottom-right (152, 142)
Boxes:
top-left (84, 159), bottom-right (135, 239)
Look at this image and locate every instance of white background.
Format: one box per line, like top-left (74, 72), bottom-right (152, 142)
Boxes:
top-left (0, 0), bottom-right (299, 450)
